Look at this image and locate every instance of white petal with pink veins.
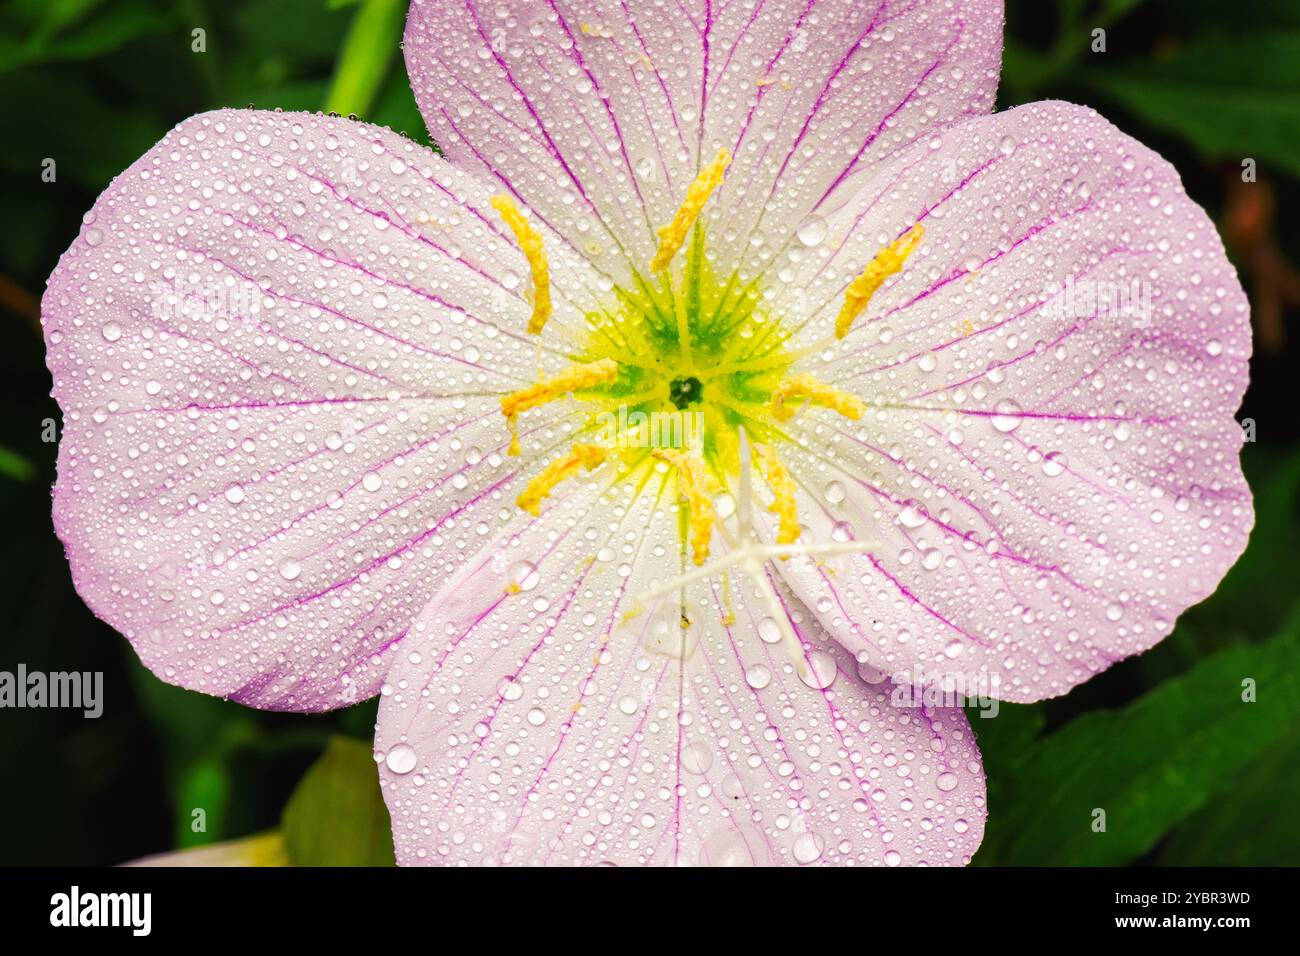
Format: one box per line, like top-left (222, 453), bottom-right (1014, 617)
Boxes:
top-left (764, 101), bottom-right (1253, 701)
top-left (43, 110), bottom-right (600, 710)
top-left (376, 475), bottom-right (985, 865)
top-left (403, 0), bottom-right (1003, 279)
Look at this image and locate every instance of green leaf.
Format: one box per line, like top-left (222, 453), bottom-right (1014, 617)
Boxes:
top-left (230, 0), bottom-right (352, 65)
top-left (322, 0), bottom-right (405, 119)
top-left (968, 702), bottom-right (1045, 795)
top-left (0, 0), bottom-right (176, 74)
top-left (974, 605), bottom-right (1300, 865)
top-left (367, 62), bottom-right (432, 145)
top-left (1210, 448), bottom-right (1300, 612)
top-left (281, 736), bottom-right (395, 866)
top-left (967, 702), bottom-right (1045, 868)
top-left (1085, 33), bottom-right (1300, 178)
top-left (174, 757), bottom-right (231, 849)
top-left (1000, 0), bottom-right (1146, 103)
top-left (1158, 724), bottom-right (1300, 865)
top-left (0, 445), bottom-right (36, 482)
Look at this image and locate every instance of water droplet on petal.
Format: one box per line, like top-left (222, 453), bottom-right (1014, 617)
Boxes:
top-left (796, 215), bottom-right (827, 247)
top-left (991, 399), bottom-right (1023, 432)
top-left (793, 832), bottom-right (826, 864)
top-left (799, 651), bottom-right (837, 689)
top-left (385, 743), bottom-right (417, 775)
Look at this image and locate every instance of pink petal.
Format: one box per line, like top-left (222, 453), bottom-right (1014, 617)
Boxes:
top-left (403, 0), bottom-right (1003, 278)
top-left (42, 109), bottom-right (595, 711)
top-left (376, 482), bottom-right (985, 866)
top-left (769, 101), bottom-right (1252, 702)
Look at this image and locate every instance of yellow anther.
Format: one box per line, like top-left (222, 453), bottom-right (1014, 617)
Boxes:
top-left (770, 374), bottom-right (865, 422)
top-left (649, 148), bottom-right (732, 273)
top-left (753, 443), bottom-right (800, 545)
top-left (516, 443), bottom-right (608, 516)
top-left (500, 359), bottom-right (618, 455)
top-left (654, 449), bottom-right (718, 565)
top-left (490, 194), bottom-right (552, 335)
top-left (720, 565), bottom-right (737, 626)
top-left (834, 222), bottom-right (925, 339)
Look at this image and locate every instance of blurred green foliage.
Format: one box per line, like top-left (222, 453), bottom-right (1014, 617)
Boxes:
top-left (1086, 34), bottom-right (1300, 178)
top-left (975, 598), bottom-right (1300, 865)
top-left (281, 737), bottom-right (395, 866)
top-left (0, 0), bottom-right (1297, 866)
top-left (323, 0), bottom-right (405, 118)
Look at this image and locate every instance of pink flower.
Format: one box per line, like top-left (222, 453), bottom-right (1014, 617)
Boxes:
top-left (42, 0), bottom-right (1252, 866)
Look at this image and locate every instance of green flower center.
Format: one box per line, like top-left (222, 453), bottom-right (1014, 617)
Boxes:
top-left (577, 233), bottom-right (795, 477)
top-left (668, 376), bottom-right (703, 409)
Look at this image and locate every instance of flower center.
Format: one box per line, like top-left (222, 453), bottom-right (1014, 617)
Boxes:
top-left (489, 154), bottom-right (924, 565)
top-left (577, 236), bottom-right (797, 476)
top-left (668, 375), bottom-right (702, 409)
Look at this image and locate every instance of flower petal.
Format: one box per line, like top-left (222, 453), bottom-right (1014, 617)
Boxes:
top-left (376, 480), bottom-right (985, 865)
top-left (43, 109), bottom-right (598, 710)
top-left (403, 0), bottom-right (1003, 277)
top-left (768, 101), bottom-right (1253, 702)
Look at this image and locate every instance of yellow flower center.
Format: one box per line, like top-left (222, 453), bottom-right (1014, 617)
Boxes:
top-left (489, 155), bottom-right (924, 565)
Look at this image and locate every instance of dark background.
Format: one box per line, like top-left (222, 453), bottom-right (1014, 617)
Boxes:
top-left (1, 0), bottom-right (1297, 866)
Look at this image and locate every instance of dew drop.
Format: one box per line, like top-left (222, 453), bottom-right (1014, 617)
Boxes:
top-left (385, 743), bottom-right (417, 775)
top-left (991, 399), bottom-right (1023, 432)
top-left (681, 741), bottom-right (713, 775)
top-left (509, 560), bottom-right (540, 592)
top-left (799, 650), bottom-right (837, 689)
top-left (793, 831), bottom-right (825, 864)
top-left (796, 215), bottom-right (827, 247)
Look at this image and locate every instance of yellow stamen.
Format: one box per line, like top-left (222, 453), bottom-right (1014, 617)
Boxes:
top-left (753, 443), bottom-right (799, 545)
top-left (490, 194), bottom-right (552, 335)
top-left (516, 443), bottom-right (608, 516)
top-left (770, 374), bottom-right (865, 422)
top-left (649, 148), bottom-right (731, 273)
top-left (720, 571), bottom-right (737, 626)
top-left (654, 449), bottom-right (718, 565)
top-left (500, 359), bottom-right (618, 455)
top-left (834, 223), bottom-right (925, 339)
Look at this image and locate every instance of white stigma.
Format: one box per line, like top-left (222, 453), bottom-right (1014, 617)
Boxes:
top-left (631, 427), bottom-right (878, 679)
